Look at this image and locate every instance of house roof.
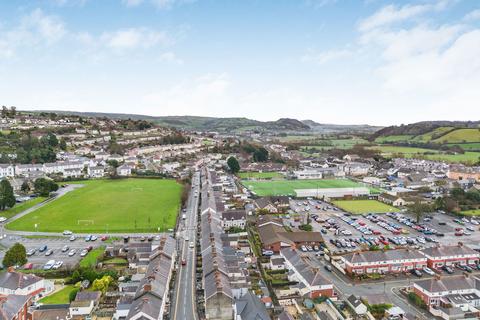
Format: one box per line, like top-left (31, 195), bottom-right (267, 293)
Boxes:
top-left (234, 291), bottom-right (270, 320)
top-left (420, 245), bottom-right (480, 258)
top-left (414, 275), bottom-right (480, 293)
top-left (0, 270), bottom-right (43, 291)
top-left (0, 294), bottom-right (29, 320)
top-left (281, 248), bottom-right (332, 287)
top-left (342, 249), bottom-right (425, 264)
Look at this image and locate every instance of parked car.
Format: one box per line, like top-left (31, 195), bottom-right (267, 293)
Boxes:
top-left (442, 265), bottom-right (454, 274)
top-left (63, 230), bottom-right (72, 235)
top-left (43, 260), bottom-right (55, 270)
top-left (68, 249), bottom-right (76, 256)
top-left (45, 249), bottom-right (53, 256)
top-left (52, 261), bottom-right (63, 270)
top-left (411, 269), bottom-right (423, 277)
top-left (38, 245), bottom-right (47, 252)
top-left (90, 235), bottom-right (98, 241)
top-left (69, 235), bottom-right (76, 242)
top-left (26, 248), bottom-right (36, 256)
top-left (61, 245), bottom-right (69, 252)
top-left (324, 265), bottom-right (332, 272)
top-left (422, 267), bottom-right (435, 276)
top-left (80, 249), bottom-right (88, 257)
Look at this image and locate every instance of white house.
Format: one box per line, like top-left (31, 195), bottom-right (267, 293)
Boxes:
top-left (88, 165), bottom-right (105, 178)
top-left (0, 164), bottom-right (15, 178)
top-left (116, 164), bottom-right (132, 176)
top-left (0, 269), bottom-right (54, 300)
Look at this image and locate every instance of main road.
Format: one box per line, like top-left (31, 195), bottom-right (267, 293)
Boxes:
top-left (170, 170), bottom-right (200, 320)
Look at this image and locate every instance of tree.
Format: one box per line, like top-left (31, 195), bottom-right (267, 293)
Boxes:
top-left (253, 147), bottom-right (269, 162)
top-left (59, 138), bottom-right (67, 151)
top-left (2, 243), bottom-right (27, 267)
top-left (227, 156), bottom-right (240, 174)
top-left (92, 275), bottom-right (113, 294)
top-left (409, 201), bottom-right (433, 223)
top-left (0, 179), bottom-right (16, 210)
top-left (20, 181), bottom-right (30, 193)
top-left (34, 178), bottom-right (59, 197)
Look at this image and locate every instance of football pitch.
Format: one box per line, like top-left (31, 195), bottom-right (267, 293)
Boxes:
top-left (6, 179), bottom-right (182, 233)
top-left (243, 179), bottom-right (363, 196)
top-left (333, 200), bottom-right (398, 214)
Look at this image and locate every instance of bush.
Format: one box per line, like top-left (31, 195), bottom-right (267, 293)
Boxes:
top-left (69, 288), bottom-right (79, 302)
top-left (298, 224), bottom-right (313, 231)
top-left (408, 292), bottom-right (427, 309)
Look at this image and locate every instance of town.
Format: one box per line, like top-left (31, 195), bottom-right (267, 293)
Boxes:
top-left (1, 109), bottom-right (480, 320)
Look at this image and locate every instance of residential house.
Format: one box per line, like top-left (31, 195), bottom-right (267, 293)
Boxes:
top-left (233, 291), bottom-right (270, 320)
top-left (340, 249), bottom-right (427, 275)
top-left (281, 248), bottom-right (334, 298)
top-left (117, 164), bottom-right (133, 176)
top-left (0, 269), bottom-right (53, 299)
top-left (420, 244), bottom-right (480, 269)
top-left (221, 210), bottom-right (246, 230)
top-left (346, 295), bottom-right (368, 316)
top-left (0, 165), bottom-right (15, 178)
top-left (378, 193), bottom-right (406, 207)
top-left (0, 294), bottom-right (30, 320)
top-left (87, 165), bottom-right (105, 178)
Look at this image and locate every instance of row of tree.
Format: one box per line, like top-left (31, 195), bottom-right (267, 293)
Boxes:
top-left (0, 178), bottom-right (59, 212)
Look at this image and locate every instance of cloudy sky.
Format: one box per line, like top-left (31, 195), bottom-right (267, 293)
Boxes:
top-left (1, 0), bottom-right (479, 125)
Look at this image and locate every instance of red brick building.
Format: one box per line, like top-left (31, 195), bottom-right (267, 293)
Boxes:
top-left (420, 244), bottom-right (480, 269)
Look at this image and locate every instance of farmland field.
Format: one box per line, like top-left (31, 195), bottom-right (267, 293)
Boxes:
top-left (6, 179), bottom-right (182, 233)
top-left (432, 128), bottom-right (480, 143)
top-left (239, 172), bottom-right (284, 179)
top-left (369, 145), bottom-right (439, 155)
top-left (411, 126), bottom-right (455, 143)
top-left (447, 143), bottom-right (480, 151)
top-left (409, 152), bottom-right (480, 164)
top-left (243, 179), bottom-right (363, 196)
top-left (333, 200), bottom-right (398, 214)
top-left (374, 135), bottom-right (413, 143)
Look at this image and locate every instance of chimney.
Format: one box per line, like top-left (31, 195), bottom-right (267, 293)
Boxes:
top-left (458, 242), bottom-right (463, 247)
top-left (143, 284), bottom-right (152, 292)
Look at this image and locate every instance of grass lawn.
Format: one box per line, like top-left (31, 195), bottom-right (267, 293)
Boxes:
top-left (104, 257), bottom-right (128, 264)
top-left (239, 172), bottom-right (284, 179)
top-left (461, 210), bottom-right (480, 216)
top-left (80, 247), bottom-right (105, 268)
top-left (39, 285), bottom-right (76, 304)
top-left (243, 179), bottom-right (363, 196)
top-left (374, 135), bottom-right (414, 143)
top-left (332, 200), bottom-right (398, 214)
top-left (6, 179), bottom-right (182, 233)
top-left (447, 143), bottom-right (480, 151)
top-left (0, 197), bottom-right (47, 220)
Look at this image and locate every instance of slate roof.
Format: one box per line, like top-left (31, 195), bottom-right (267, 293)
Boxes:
top-left (234, 291), bottom-right (270, 320)
top-left (0, 270), bottom-right (43, 290)
top-left (281, 249), bottom-right (332, 287)
top-left (414, 275), bottom-right (480, 293)
top-left (420, 245), bottom-right (480, 258)
top-left (0, 294), bottom-right (29, 320)
top-left (342, 249), bottom-right (425, 264)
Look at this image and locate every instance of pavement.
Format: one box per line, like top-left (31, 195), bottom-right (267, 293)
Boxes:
top-left (170, 171), bottom-right (200, 320)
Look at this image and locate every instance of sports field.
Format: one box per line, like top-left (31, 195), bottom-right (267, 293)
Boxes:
top-left (243, 179), bottom-right (362, 196)
top-left (461, 209), bottom-right (480, 216)
top-left (238, 172), bottom-right (283, 179)
top-left (6, 179), bottom-right (182, 233)
top-left (333, 200), bottom-right (398, 214)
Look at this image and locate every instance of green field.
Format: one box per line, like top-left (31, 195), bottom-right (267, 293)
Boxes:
top-left (6, 179), bottom-right (182, 233)
top-left (374, 135), bottom-right (414, 144)
top-left (369, 145), bottom-right (439, 155)
top-left (39, 285), bottom-right (76, 304)
top-left (411, 127), bottom-right (455, 143)
top-left (243, 179), bottom-right (363, 196)
top-left (80, 247), bottom-right (105, 268)
top-left (0, 197), bottom-right (47, 220)
top-left (407, 152), bottom-right (480, 164)
top-left (239, 172), bottom-right (284, 179)
top-left (447, 143), bottom-right (480, 151)
top-left (432, 128), bottom-right (480, 143)
top-left (332, 200), bottom-right (398, 214)
top-left (461, 210), bottom-right (480, 216)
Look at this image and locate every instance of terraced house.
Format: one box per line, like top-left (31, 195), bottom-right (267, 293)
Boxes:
top-left (340, 249), bottom-right (427, 275)
top-left (420, 244), bottom-right (480, 269)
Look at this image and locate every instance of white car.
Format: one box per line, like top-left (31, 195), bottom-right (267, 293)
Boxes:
top-left (61, 245), bottom-right (69, 252)
top-left (0, 217), bottom-right (7, 222)
top-left (52, 261), bottom-right (64, 270)
top-left (80, 249), bottom-right (88, 257)
top-left (69, 235), bottom-right (76, 242)
top-left (63, 230), bottom-right (72, 235)
top-left (68, 249), bottom-right (76, 256)
top-left (90, 235), bottom-right (98, 241)
top-left (189, 242), bottom-right (194, 248)
top-left (43, 260), bottom-right (56, 270)
top-left (422, 266), bottom-right (435, 276)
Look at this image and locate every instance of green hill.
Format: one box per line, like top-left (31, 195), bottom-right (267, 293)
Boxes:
top-left (432, 128), bottom-right (480, 144)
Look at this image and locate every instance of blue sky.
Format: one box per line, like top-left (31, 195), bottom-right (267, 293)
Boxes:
top-left (1, 0), bottom-right (479, 125)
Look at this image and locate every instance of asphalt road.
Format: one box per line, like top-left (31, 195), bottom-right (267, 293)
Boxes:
top-left (171, 171), bottom-right (200, 320)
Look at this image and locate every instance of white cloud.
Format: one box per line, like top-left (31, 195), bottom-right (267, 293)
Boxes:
top-left (0, 9), bottom-right (66, 58)
top-left (122, 0), bottom-right (143, 7)
top-left (101, 28), bottom-right (170, 50)
top-left (358, 1), bottom-right (457, 32)
top-left (301, 48), bottom-right (351, 65)
top-left (158, 51), bottom-right (183, 64)
top-left (142, 73), bottom-right (230, 114)
top-left (464, 9), bottom-right (480, 21)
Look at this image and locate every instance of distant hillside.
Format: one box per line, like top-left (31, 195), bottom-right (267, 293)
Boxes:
top-left (33, 110), bottom-right (379, 133)
top-left (371, 121), bottom-right (480, 147)
top-left (302, 120), bottom-right (382, 134)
